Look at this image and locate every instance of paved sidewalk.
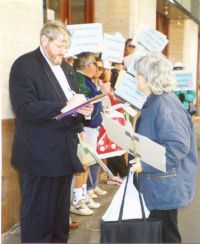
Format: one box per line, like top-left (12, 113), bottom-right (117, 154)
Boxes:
top-left (2, 118), bottom-right (200, 243)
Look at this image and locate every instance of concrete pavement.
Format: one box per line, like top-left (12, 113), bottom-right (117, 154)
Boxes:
top-left (2, 118), bottom-right (200, 243)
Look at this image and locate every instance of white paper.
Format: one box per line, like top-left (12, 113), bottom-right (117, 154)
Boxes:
top-left (115, 72), bottom-right (147, 110)
top-left (101, 33), bottom-right (125, 63)
top-left (173, 70), bottom-right (195, 91)
top-left (66, 23), bottom-right (103, 55)
top-left (102, 172), bottom-right (150, 221)
top-left (102, 113), bottom-right (166, 172)
top-left (133, 24), bottom-right (168, 52)
top-left (123, 49), bottom-right (146, 71)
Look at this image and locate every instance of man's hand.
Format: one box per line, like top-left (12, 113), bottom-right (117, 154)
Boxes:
top-left (61, 94), bottom-right (86, 113)
top-left (77, 104), bottom-right (93, 116)
top-left (129, 158), bottom-right (143, 173)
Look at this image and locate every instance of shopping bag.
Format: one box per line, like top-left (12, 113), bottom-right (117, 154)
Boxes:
top-left (102, 172), bottom-right (149, 221)
top-left (100, 172), bottom-right (162, 243)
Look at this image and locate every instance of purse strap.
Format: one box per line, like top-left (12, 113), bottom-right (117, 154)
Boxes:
top-left (118, 169), bottom-right (130, 222)
top-left (134, 173), bottom-right (147, 221)
top-left (118, 114), bottom-right (146, 222)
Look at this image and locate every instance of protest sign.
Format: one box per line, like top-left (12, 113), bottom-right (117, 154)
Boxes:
top-left (133, 24), bottom-right (168, 52)
top-left (102, 113), bottom-right (166, 172)
top-left (173, 70), bottom-right (195, 91)
top-left (115, 72), bottom-right (147, 110)
top-left (66, 23), bottom-right (103, 55)
top-left (101, 33), bottom-right (125, 63)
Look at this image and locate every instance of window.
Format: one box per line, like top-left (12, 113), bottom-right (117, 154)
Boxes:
top-left (43, 0), bottom-right (94, 24)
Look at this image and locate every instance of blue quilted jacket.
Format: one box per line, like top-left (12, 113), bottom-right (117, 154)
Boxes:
top-left (136, 92), bottom-right (198, 210)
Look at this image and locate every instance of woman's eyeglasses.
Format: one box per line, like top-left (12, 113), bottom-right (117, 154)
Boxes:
top-left (97, 66), bottom-right (103, 71)
top-left (128, 45), bottom-right (135, 48)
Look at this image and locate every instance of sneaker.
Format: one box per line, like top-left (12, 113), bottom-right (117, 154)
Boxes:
top-left (86, 196), bottom-right (100, 209)
top-left (70, 200), bottom-right (94, 216)
top-left (107, 176), bottom-right (124, 185)
top-left (88, 189), bottom-right (98, 199)
top-left (93, 186), bottom-right (107, 195)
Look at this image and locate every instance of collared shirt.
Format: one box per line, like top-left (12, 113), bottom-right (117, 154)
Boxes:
top-left (40, 46), bottom-right (74, 100)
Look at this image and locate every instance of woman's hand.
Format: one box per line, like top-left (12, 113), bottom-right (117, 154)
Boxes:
top-left (129, 157), bottom-right (143, 173)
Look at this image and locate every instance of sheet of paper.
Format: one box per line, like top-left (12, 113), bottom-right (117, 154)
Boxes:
top-left (173, 70), bottom-right (195, 91)
top-left (55, 93), bottom-right (108, 120)
top-left (102, 113), bottom-right (166, 172)
top-left (101, 33), bottom-right (125, 63)
top-left (123, 104), bottom-right (138, 118)
top-left (123, 49), bottom-right (146, 71)
top-left (66, 23), bottom-right (103, 55)
top-left (133, 24), bottom-right (168, 52)
top-left (115, 72), bottom-right (147, 110)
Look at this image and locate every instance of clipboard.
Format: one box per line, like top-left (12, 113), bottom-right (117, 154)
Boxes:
top-left (55, 93), bottom-right (108, 120)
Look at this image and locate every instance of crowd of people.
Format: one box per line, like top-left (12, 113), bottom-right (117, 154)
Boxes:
top-left (9, 20), bottom-right (198, 243)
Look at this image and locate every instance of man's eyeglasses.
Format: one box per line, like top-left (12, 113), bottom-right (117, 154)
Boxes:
top-left (87, 61), bottom-right (97, 66)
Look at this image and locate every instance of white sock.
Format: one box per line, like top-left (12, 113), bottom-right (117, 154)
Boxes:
top-left (82, 184), bottom-right (87, 200)
top-left (72, 188), bottom-right (83, 205)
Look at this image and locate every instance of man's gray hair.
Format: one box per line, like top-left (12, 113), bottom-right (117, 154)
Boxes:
top-left (134, 52), bottom-right (176, 95)
top-left (74, 52), bottom-right (96, 70)
top-left (40, 20), bottom-right (71, 44)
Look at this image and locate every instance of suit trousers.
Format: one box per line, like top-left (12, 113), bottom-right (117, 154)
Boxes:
top-left (20, 171), bottom-right (73, 243)
top-left (149, 209), bottom-right (182, 243)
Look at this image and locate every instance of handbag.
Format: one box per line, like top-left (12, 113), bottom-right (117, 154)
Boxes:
top-left (100, 172), bottom-right (162, 243)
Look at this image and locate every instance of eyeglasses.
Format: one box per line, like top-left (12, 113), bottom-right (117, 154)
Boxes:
top-left (97, 66), bottom-right (103, 71)
top-left (128, 45), bottom-right (135, 48)
top-left (87, 61), bottom-right (97, 66)
top-left (52, 40), bottom-right (69, 52)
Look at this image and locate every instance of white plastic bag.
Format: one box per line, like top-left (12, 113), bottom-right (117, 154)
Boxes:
top-left (77, 143), bottom-right (94, 165)
top-left (102, 172), bottom-right (150, 221)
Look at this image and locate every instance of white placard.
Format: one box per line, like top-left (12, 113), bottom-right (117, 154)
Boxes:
top-left (101, 33), bottom-right (125, 63)
top-left (102, 113), bottom-right (166, 172)
top-left (115, 72), bottom-right (147, 110)
top-left (133, 24), bottom-right (168, 52)
top-left (123, 49), bottom-right (146, 73)
top-left (173, 70), bottom-right (195, 91)
top-left (66, 23), bottom-right (103, 55)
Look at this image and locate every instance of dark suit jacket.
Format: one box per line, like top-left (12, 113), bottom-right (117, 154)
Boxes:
top-left (9, 47), bottom-right (84, 177)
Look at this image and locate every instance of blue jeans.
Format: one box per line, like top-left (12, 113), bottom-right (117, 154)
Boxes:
top-left (87, 163), bottom-right (101, 191)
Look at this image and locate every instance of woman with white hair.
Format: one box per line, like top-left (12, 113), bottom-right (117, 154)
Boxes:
top-left (130, 52), bottom-right (198, 243)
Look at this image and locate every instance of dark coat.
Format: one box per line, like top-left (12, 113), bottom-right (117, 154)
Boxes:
top-left (9, 47), bottom-right (84, 177)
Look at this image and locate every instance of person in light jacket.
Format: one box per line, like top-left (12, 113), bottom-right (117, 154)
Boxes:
top-left (130, 52), bottom-right (198, 243)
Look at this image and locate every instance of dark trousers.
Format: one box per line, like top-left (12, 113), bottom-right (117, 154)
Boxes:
top-left (107, 155), bottom-right (128, 178)
top-left (20, 172), bottom-right (73, 243)
top-left (150, 209), bottom-right (182, 243)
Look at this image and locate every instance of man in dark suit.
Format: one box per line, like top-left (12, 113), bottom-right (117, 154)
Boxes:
top-left (9, 20), bottom-right (93, 243)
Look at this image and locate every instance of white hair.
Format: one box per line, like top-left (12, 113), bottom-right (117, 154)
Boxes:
top-left (134, 52), bottom-right (176, 95)
top-left (40, 20), bottom-right (71, 44)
